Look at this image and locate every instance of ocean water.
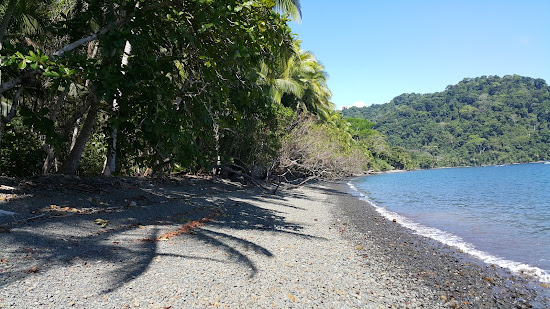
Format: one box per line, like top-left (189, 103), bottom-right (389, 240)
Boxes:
top-left (349, 163), bottom-right (550, 283)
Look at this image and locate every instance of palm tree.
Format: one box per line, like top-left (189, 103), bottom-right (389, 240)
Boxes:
top-left (292, 48), bottom-right (333, 118)
top-left (259, 40), bottom-right (334, 120)
top-left (0, 0), bottom-right (63, 44)
top-left (275, 0), bottom-right (302, 22)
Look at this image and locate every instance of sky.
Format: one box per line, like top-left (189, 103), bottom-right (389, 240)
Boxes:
top-left (289, 0), bottom-right (550, 110)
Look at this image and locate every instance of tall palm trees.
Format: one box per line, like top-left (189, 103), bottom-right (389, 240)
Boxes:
top-left (275, 0), bottom-right (302, 21)
top-left (260, 40), bottom-right (334, 120)
top-left (291, 47), bottom-right (333, 118)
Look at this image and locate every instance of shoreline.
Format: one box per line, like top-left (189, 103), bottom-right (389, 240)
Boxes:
top-left (0, 176), bottom-right (548, 307)
top-left (327, 180), bottom-right (550, 308)
top-left (347, 165), bottom-right (550, 285)
top-left (367, 160), bottom-right (550, 175)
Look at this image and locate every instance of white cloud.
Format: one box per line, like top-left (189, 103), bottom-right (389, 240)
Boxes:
top-left (339, 101), bottom-right (369, 110)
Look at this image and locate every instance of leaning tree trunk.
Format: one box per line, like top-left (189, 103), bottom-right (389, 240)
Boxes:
top-left (0, 0), bottom-right (18, 44)
top-left (41, 87), bottom-right (69, 174)
top-left (103, 40), bottom-right (132, 176)
top-left (59, 96), bottom-right (99, 175)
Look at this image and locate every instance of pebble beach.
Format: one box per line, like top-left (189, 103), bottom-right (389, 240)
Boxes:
top-left (0, 177), bottom-right (548, 308)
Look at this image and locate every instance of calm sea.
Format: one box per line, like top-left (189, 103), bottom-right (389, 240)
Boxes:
top-left (349, 163), bottom-right (550, 283)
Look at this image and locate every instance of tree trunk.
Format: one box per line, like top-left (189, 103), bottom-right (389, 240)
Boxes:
top-left (0, 0), bottom-right (18, 44)
top-left (0, 86), bottom-right (23, 146)
top-left (103, 39), bottom-right (132, 176)
top-left (69, 118), bottom-right (81, 151)
top-left (102, 127), bottom-right (117, 176)
top-left (41, 87), bottom-right (70, 174)
top-left (41, 146), bottom-right (56, 174)
top-left (60, 96), bottom-right (99, 175)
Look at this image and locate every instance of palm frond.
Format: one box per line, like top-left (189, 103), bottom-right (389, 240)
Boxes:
top-left (274, 78), bottom-right (303, 97)
top-left (275, 0), bottom-right (302, 22)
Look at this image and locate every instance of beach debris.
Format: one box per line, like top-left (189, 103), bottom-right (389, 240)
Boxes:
top-left (156, 213), bottom-right (217, 241)
top-left (355, 245), bottom-right (362, 250)
top-left (446, 298), bottom-right (459, 308)
top-left (38, 204), bottom-right (94, 217)
top-left (0, 259), bottom-right (7, 263)
top-left (287, 294), bottom-right (296, 302)
top-left (178, 217), bottom-right (190, 223)
top-left (541, 283), bottom-right (549, 288)
top-left (483, 276), bottom-right (494, 283)
top-left (392, 218), bottom-right (397, 223)
top-left (94, 218), bottom-right (109, 228)
top-left (27, 266), bottom-right (39, 273)
top-left (0, 194), bottom-right (17, 202)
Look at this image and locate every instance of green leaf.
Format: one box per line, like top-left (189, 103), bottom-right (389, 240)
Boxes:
top-left (39, 107), bottom-right (49, 116)
top-left (43, 71), bottom-right (60, 78)
top-left (19, 106), bottom-right (33, 117)
top-left (18, 61), bottom-right (27, 70)
top-left (199, 23), bottom-right (214, 33)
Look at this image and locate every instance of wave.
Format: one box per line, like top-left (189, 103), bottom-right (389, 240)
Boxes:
top-left (347, 182), bottom-right (550, 284)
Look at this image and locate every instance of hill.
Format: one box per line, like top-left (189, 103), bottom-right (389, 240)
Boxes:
top-left (342, 75), bottom-right (550, 168)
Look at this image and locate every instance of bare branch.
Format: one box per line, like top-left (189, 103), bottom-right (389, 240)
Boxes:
top-left (0, 70), bottom-right (39, 94)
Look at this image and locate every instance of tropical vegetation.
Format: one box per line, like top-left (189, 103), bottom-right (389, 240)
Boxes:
top-left (0, 0), bottom-right (379, 180)
top-left (343, 75), bottom-right (550, 168)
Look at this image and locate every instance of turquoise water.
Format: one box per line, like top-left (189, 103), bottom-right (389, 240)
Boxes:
top-left (349, 163), bottom-right (550, 283)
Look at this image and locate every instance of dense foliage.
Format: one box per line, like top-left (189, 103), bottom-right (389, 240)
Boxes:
top-left (0, 0), bottom-right (377, 179)
top-left (343, 75), bottom-right (550, 168)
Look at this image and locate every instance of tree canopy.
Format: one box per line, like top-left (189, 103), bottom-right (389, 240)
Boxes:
top-left (1, 0), bottom-right (377, 180)
top-left (342, 75), bottom-right (550, 168)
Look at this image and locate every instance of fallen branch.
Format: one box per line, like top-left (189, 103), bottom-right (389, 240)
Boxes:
top-left (220, 165), bottom-right (273, 193)
top-left (285, 175), bottom-right (317, 190)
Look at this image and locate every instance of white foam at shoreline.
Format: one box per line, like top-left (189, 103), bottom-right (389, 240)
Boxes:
top-left (347, 182), bottom-right (550, 284)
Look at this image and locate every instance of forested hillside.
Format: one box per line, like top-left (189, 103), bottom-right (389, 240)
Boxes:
top-left (342, 75), bottom-right (550, 168)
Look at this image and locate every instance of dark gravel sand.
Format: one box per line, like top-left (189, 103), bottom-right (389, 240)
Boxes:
top-left (1, 176), bottom-right (548, 308)
top-left (325, 181), bottom-right (550, 308)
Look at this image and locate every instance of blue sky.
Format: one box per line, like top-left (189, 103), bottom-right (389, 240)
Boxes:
top-left (289, 0), bottom-right (550, 110)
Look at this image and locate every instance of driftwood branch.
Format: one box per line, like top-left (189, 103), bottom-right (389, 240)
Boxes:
top-left (220, 165), bottom-right (274, 193)
top-left (285, 176), bottom-right (317, 190)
